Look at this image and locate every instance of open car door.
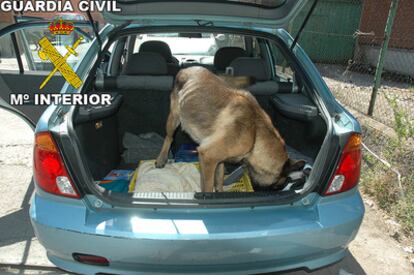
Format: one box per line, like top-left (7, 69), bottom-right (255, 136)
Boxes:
top-left (0, 20), bottom-right (94, 127)
top-left (103, 0), bottom-right (306, 28)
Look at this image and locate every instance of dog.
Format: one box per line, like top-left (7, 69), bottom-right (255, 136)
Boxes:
top-left (156, 66), bottom-right (304, 192)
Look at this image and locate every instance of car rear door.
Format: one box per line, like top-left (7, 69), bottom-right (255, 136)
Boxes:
top-left (0, 20), bottom-right (95, 127)
top-left (103, 0), bottom-right (306, 28)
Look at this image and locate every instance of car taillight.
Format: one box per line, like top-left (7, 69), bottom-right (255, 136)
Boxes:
top-left (324, 133), bottom-right (362, 196)
top-left (34, 132), bottom-right (80, 199)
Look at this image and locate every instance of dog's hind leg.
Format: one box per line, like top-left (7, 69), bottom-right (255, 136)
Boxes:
top-left (198, 116), bottom-right (255, 192)
top-left (198, 146), bottom-right (220, 193)
top-left (156, 93), bottom-right (180, 168)
top-left (198, 137), bottom-right (234, 192)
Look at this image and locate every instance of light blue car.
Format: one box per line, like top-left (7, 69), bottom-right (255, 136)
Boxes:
top-left (0, 0), bottom-right (364, 274)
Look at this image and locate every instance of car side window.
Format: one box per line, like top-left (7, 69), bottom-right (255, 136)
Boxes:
top-left (269, 43), bottom-right (295, 82)
top-left (0, 34), bottom-right (20, 71)
top-left (251, 38), bottom-right (261, 57)
top-left (14, 27), bottom-right (93, 73)
top-left (0, 25), bottom-right (94, 74)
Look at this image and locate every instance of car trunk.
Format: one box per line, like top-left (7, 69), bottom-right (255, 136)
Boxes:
top-left (65, 0), bottom-right (330, 205)
top-left (70, 81), bottom-right (327, 204)
top-left (76, 92), bottom-right (325, 177)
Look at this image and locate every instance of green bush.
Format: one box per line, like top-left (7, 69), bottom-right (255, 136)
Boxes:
top-left (361, 128), bottom-right (414, 235)
top-left (360, 160), bottom-right (399, 211)
top-left (393, 175), bottom-right (414, 235)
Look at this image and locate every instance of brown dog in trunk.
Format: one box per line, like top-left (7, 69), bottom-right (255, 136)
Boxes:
top-left (156, 66), bottom-right (302, 192)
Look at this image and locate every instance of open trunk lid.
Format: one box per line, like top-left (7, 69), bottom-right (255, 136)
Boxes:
top-left (103, 0), bottom-right (306, 28)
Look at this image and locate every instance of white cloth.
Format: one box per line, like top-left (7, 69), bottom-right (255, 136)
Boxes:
top-left (134, 160), bottom-right (201, 192)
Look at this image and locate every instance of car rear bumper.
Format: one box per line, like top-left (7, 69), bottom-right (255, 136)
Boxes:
top-left (30, 189), bottom-right (364, 275)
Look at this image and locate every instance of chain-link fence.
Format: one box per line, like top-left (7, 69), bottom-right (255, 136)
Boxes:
top-left (291, 0), bottom-right (414, 233)
top-left (292, 0), bottom-right (413, 131)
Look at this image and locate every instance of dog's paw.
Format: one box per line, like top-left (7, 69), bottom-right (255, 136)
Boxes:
top-left (155, 157), bottom-right (167, 168)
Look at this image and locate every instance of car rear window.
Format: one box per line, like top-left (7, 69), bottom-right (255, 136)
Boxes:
top-left (118, 0), bottom-right (286, 8)
top-left (133, 33), bottom-right (246, 57)
top-left (130, 32), bottom-right (261, 66)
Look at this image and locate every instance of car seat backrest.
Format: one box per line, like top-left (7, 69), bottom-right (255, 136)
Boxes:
top-left (139, 40), bottom-right (176, 64)
top-left (229, 57), bottom-right (279, 96)
top-left (230, 57), bottom-right (270, 81)
top-left (96, 52), bottom-right (174, 91)
top-left (123, 52), bottom-right (168, 76)
top-left (118, 52), bottom-right (174, 90)
top-left (139, 40), bottom-right (180, 75)
top-left (98, 52), bottom-right (174, 138)
top-left (214, 47), bottom-right (247, 71)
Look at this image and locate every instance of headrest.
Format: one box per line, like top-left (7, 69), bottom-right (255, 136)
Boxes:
top-left (230, 57), bottom-right (271, 81)
top-left (139, 40), bottom-right (174, 63)
top-left (124, 52), bottom-right (168, 75)
top-left (214, 47), bottom-right (247, 71)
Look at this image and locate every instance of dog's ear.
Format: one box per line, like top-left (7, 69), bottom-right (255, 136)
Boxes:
top-left (288, 159), bottom-right (306, 172)
top-left (281, 159), bottom-right (306, 176)
top-left (273, 159), bottom-right (306, 190)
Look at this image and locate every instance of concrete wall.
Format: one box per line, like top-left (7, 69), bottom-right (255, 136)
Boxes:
top-left (359, 45), bottom-right (414, 78)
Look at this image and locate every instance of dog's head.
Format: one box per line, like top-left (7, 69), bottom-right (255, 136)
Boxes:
top-left (248, 158), bottom-right (306, 191)
top-left (273, 159), bottom-right (306, 189)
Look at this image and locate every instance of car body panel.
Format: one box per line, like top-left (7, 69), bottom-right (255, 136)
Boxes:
top-left (103, 0), bottom-right (306, 29)
top-left (47, 250), bottom-right (347, 275)
top-left (31, 187), bottom-right (364, 274)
